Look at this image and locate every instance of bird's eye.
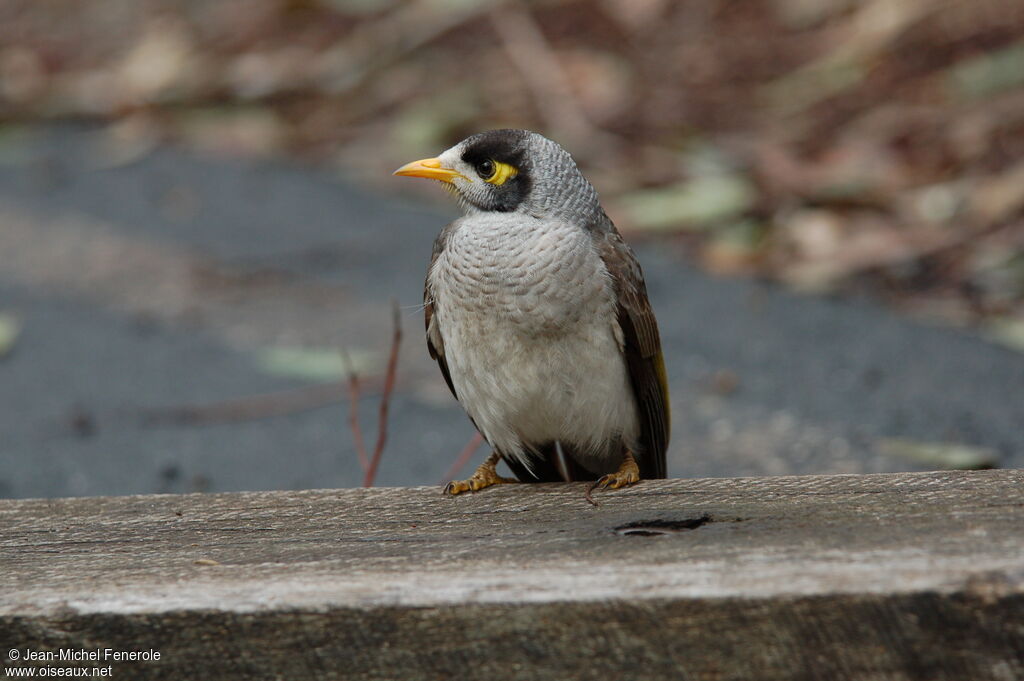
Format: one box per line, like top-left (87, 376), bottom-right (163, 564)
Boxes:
top-left (475, 159), bottom-right (495, 179)
top-left (477, 160), bottom-right (518, 185)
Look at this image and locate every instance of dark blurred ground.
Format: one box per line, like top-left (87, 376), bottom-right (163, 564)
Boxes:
top-left (0, 1), bottom-right (1022, 498)
top-left (0, 127), bottom-right (1021, 499)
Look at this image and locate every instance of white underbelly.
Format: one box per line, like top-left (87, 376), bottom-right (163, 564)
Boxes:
top-left (443, 310), bottom-right (639, 471)
top-left (431, 215), bottom-right (639, 473)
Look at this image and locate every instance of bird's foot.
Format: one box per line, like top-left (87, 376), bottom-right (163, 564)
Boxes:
top-left (585, 451), bottom-right (640, 505)
top-left (444, 452), bottom-right (517, 496)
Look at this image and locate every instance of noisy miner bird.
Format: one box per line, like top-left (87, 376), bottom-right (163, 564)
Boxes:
top-left (394, 129), bottom-right (669, 498)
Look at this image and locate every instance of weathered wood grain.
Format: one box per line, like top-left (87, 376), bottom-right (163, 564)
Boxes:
top-left (2, 470), bottom-right (1022, 680)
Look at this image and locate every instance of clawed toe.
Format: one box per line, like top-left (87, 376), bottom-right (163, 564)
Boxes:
top-left (584, 451), bottom-right (641, 505)
top-left (443, 452), bottom-right (517, 496)
top-left (597, 470), bottom-right (639, 490)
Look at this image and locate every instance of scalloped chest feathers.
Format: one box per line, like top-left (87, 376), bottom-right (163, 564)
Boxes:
top-left (428, 214), bottom-right (639, 470)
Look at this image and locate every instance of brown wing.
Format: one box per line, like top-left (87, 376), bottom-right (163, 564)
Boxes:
top-left (425, 224), bottom-right (458, 401)
top-left (595, 221), bottom-right (670, 479)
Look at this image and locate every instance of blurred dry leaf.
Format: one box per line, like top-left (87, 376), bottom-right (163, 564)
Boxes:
top-left (780, 209), bottom-right (845, 262)
top-left (701, 220), bottom-right (765, 275)
top-left (782, 228), bottom-right (955, 292)
top-left (117, 18), bottom-right (197, 103)
top-left (599, 0), bottom-right (670, 32)
top-left (616, 174), bottom-right (756, 232)
top-left (771, 0), bottom-right (857, 29)
top-left (968, 162), bottom-right (1024, 226)
top-left (948, 40), bottom-right (1024, 102)
top-left (708, 368), bottom-right (740, 396)
top-left (984, 317), bottom-right (1024, 353)
top-left (256, 346), bottom-right (377, 382)
top-left (51, 68), bottom-right (121, 117)
top-left (316, 0), bottom-right (500, 95)
top-left (765, 0), bottom-right (932, 112)
top-left (0, 47), bottom-right (47, 104)
top-left (226, 47), bottom-right (318, 100)
top-left (0, 313), bottom-right (21, 359)
top-left (877, 438), bottom-right (998, 470)
top-left (489, 1), bottom-right (601, 150)
top-left (392, 88), bottom-right (480, 157)
top-left (969, 246), bottom-right (1024, 305)
top-left (839, 0), bottom-right (933, 58)
top-left (176, 108), bottom-right (285, 157)
top-left (902, 182), bottom-right (966, 226)
top-left (765, 60), bottom-right (865, 114)
top-left (560, 50), bottom-right (632, 125)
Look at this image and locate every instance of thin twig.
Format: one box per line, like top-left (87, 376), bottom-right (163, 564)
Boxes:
top-left (340, 347), bottom-right (369, 474)
top-left (439, 432), bottom-right (485, 484)
top-left (363, 299), bottom-right (402, 488)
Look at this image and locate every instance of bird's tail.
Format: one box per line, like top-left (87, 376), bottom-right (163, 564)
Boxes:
top-left (502, 440), bottom-right (602, 483)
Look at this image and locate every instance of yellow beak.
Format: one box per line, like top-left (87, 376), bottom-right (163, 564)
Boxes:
top-left (393, 157), bottom-right (465, 183)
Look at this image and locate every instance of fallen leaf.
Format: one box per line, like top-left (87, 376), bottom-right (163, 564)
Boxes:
top-left (0, 47), bottom-right (48, 104)
top-left (701, 220), bottom-right (765, 274)
top-left (559, 49), bottom-right (633, 124)
top-left (765, 60), bottom-right (865, 114)
top-left (904, 181), bottom-right (967, 225)
top-left (391, 86), bottom-right (479, 158)
top-left (948, 39), bottom-right (1024, 101)
top-left (968, 161), bottom-right (1024, 226)
top-left (616, 174), bottom-right (755, 231)
top-left (708, 369), bottom-right (740, 396)
top-left (599, 0), bottom-right (670, 32)
top-left (0, 313), bottom-right (21, 359)
top-left (771, 0), bottom-right (857, 29)
top-left (780, 209), bottom-right (845, 261)
top-left (984, 317), bottom-right (1024, 353)
top-left (256, 346), bottom-right (377, 382)
top-left (116, 17), bottom-right (196, 103)
top-left (877, 438), bottom-right (998, 470)
top-left (969, 249), bottom-right (1024, 305)
top-left (765, 0), bottom-right (931, 112)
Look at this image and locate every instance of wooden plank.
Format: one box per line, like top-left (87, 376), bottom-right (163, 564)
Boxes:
top-left (1, 470), bottom-right (1023, 680)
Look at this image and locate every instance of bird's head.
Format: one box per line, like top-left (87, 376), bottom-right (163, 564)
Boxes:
top-left (394, 129), bottom-right (601, 224)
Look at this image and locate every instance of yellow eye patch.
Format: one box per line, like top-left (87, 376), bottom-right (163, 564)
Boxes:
top-left (484, 161), bottom-right (518, 186)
